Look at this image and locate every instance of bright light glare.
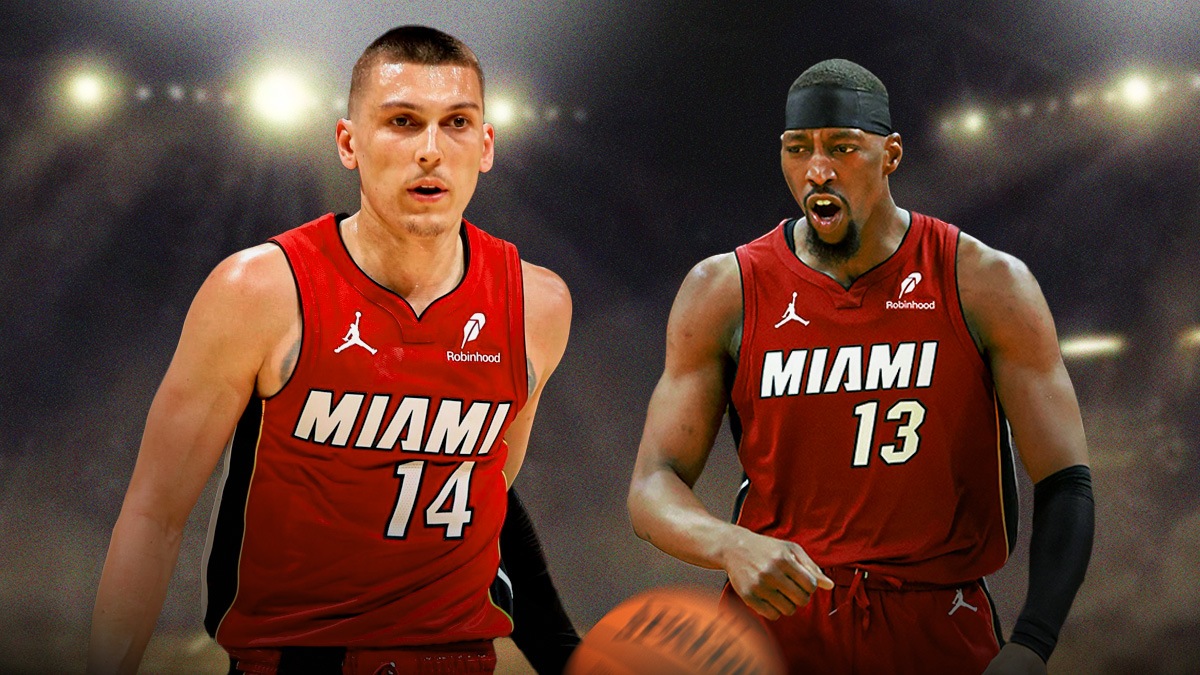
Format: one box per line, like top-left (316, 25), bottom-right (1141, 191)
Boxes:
top-left (1121, 76), bottom-right (1152, 108)
top-left (1060, 334), bottom-right (1125, 359)
top-left (251, 72), bottom-right (314, 125)
top-left (69, 74), bottom-right (105, 107)
top-left (1179, 326), bottom-right (1200, 349)
top-left (962, 111), bottom-right (985, 135)
top-left (489, 99), bottom-right (516, 127)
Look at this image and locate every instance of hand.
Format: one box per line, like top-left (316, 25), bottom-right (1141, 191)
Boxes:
top-left (722, 529), bottom-right (834, 620)
top-left (982, 643), bottom-right (1047, 675)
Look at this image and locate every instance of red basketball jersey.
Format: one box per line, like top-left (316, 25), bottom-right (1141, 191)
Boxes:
top-left (202, 213), bottom-right (527, 648)
top-left (729, 213), bottom-right (1017, 584)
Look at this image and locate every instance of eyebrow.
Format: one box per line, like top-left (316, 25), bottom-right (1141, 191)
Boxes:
top-left (377, 100), bottom-right (482, 112)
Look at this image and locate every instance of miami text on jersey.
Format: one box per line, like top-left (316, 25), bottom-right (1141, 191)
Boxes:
top-left (292, 390), bottom-right (512, 455)
top-left (760, 341), bottom-right (938, 398)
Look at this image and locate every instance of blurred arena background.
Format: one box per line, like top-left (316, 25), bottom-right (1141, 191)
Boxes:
top-left (1, 1), bottom-right (1198, 672)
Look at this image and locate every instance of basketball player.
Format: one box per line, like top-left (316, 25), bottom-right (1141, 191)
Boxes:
top-left (88, 26), bottom-right (575, 674)
top-left (628, 59), bottom-right (1094, 674)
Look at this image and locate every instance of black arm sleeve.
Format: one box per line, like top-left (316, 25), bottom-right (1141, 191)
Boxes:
top-left (1009, 464), bottom-right (1095, 663)
top-left (500, 489), bottom-right (581, 675)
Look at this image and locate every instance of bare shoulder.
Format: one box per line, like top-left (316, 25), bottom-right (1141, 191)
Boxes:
top-left (672, 251), bottom-right (744, 341)
top-left (200, 243), bottom-right (297, 325)
top-left (520, 260), bottom-right (572, 337)
top-left (678, 251), bottom-right (741, 303)
top-left (956, 232), bottom-right (1055, 355)
top-left (182, 243), bottom-right (299, 385)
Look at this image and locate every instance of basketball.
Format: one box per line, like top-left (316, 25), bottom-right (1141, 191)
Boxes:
top-left (565, 587), bottom-right (785, 675)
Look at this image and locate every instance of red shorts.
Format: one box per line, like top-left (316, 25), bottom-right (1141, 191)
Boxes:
top-left (722, 568), bottom-right (1001, 675)
top-left (226, 640), bottom-right (497, 675)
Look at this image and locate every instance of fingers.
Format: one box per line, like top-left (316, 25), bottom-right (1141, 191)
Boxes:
top-left (788, 546), bottom-right (835, 590)
top-left (742, 589), bottom-right (789, 621)
top-left (738, 554), bottom-right (832, 619)
top-left (729, 537), bottom-right (836, 620)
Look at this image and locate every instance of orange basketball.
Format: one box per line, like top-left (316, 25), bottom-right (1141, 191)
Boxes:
top-left (565, 586), bottom-right (785, 675)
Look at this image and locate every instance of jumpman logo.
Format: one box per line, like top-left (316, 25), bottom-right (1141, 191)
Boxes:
top-left (334, 311), bottom-right (378, 355)
top-left (774, 292), bottom-right (810, 328)
top-left (947, 588), bottom-right (978, 616)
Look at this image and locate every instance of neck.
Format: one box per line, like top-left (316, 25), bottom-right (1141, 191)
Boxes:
top-left (340, 208), bottom-right (466, 315)
top-left (798, 200), bottom-right (908, 288)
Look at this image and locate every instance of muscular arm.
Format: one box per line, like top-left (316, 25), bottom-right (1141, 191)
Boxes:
top-left (628, 254), bottom-right (831, 620)
top-left (87, 246), bottom-right (297, 674)
top-left (959, 235), bottom-right (1093, 669)
top-left (501, 261), bottom-right (571, 485)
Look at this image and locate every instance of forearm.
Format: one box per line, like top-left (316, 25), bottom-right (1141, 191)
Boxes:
top-left (501, 490), bottom-right (579, 674)
top-left (1010, 464), bottom-right (1094, 662)
top-left (628, 467), bottom-right (742, 571)
top-left (88, 510), bottom-right (186, 675)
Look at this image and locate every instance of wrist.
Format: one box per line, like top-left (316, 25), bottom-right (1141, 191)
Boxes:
top-left (1009, 620), bottom-right (1053, 664)
top-left (712, 524), bottom-right (752, 571)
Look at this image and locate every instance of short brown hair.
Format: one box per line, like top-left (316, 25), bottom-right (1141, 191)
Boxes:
top-left (348, 25), bottom-right (484, 118)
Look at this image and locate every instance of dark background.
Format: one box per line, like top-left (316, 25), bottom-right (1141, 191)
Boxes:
top-left (2, 1), bottom-right (1199, 671)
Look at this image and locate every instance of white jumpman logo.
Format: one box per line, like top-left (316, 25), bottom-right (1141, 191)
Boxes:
top-left (774, 292), bottom-right (810, 328)
top-left (334, 311), bottom-right (378, 355)
top-left (947, 588), bottom-right (978, 616)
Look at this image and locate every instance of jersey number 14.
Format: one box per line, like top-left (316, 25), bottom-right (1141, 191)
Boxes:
top-left (386, 461), bottom-right (475, 539)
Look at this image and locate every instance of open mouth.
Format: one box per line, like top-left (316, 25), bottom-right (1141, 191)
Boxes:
top-left (412, 185), bottom-right (445, 196)
top-left (807, 195), bottom-right (843, 228)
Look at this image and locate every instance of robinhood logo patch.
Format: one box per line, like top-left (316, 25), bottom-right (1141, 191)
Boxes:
top-left (448, 312), bottom-right (501, 363)
top-left (886, 272), bottom-right (935, 310)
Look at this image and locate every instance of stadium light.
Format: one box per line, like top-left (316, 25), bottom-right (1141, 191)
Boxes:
top-left (962, 111), bottom-right (986, 135)
top-left (250, 71), bottom-right (315, 126)
top-left (1121, 76), bottom-right (1153, 108)
top-left (1060, 334), bottom-right (1125, 359)
top-left (68, 73), bottom-right (106, 108)
top-left (1179, 326), bottom-right (1200, 350)
top-left (488, 99), bottom-right (516, 128)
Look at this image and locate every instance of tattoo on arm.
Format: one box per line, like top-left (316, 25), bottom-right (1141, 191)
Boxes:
top-left (526, 358), bottom-right (537, 398)
top-left (280, 338), bottom-right (300, 385)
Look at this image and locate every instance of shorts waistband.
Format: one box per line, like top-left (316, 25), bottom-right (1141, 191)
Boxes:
top-left (822, 566), bottom-right (977, 592)
top-left (227, 640), bottom-right (496, 675)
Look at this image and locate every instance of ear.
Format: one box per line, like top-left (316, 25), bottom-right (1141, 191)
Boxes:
top-left (479, 122), bottom-right (496, 173)
top-left (882, 132), bottom-right (902, 176)
top-left (335, 118), bottom-right (357, 170)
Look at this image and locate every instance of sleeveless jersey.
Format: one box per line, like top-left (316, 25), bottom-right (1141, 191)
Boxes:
top-left (202, 213), bottom-right (527, 648)
top-left (729, 212), bottom-right (1017, 585)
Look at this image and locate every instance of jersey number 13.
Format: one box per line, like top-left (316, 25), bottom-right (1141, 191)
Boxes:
top-left (850, 400), bottom-right (927, 467)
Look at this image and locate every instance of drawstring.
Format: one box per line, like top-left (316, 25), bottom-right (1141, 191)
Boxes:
top-left (827, 568), bottom-right (906, 631)
top-left (848, 569), bottom-right (871, 631)
top-left (829, 568), bottom-right (873, 630)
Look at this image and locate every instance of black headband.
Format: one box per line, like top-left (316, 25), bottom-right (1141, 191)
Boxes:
top-left (784, 84), bottom-right (892, 135)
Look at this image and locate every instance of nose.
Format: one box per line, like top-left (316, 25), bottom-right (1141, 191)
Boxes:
top-left (416, 125), bottom-right (443, 166)
top-left (805, 150), bottom-right (835, 186)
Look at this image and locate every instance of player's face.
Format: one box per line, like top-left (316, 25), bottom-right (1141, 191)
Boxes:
top-left (780, 128), bottom-right (900, 252)
top-left (337, 62), bottom-right (494, 237)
